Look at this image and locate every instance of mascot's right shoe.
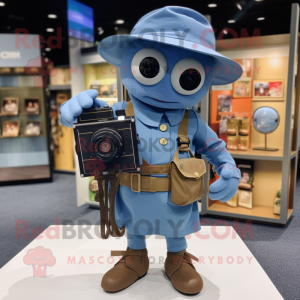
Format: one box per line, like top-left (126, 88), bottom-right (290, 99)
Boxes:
top-left (101, 247), bottom-right (149, 292)
top-left (165, 250), bottom-right (203, 294)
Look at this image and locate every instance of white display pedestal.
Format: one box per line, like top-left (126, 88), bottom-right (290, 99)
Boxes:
top-left (0, 226), bottom-right (283, 300)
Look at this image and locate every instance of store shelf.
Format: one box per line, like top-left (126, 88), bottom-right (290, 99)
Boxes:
top-left (208, 201), bottom-right (280, 220)
top-left (0, 135), bottom-right (44, 139)
top-left (0, 165), bottom-right (51, 182)
top-left (86, 200), bottom-right (99, 207)
top-left (287, 208), bottom-right (293, 219)
top-left (48, 85), bottom-right (71, 91)
top-left (228, 149), bottom-right (297, 161)
top-left (0, 113), bottom-right (41, 116)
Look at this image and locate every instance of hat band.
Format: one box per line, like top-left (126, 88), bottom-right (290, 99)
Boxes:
top-left (130, 32), bottom-right (215, 50)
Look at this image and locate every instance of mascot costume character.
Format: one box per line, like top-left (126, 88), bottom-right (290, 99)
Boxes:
top-left (61, 6), bottom-right (241, 295)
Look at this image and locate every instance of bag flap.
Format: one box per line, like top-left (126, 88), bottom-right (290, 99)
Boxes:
top-left (172, 157), bottom-right (206, 179)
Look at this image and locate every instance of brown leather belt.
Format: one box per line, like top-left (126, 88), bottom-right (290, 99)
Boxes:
top-left (118, 172), bottom-right (170, 193)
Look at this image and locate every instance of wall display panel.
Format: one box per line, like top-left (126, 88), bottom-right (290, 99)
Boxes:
top-left (0, 87), bottom-right (51, 184)
top-left (202, 21), bottom-right (300, 224)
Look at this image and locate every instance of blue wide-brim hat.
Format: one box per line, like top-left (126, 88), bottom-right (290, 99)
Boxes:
top-left (98, 6), bottom-right (242, 85)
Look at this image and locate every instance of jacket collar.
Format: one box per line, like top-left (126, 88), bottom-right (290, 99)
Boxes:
top-left (130, 95), bottom-right (185, 127)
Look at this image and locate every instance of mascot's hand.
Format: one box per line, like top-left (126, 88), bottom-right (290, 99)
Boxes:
top-left (208, 163), bottom-right (240, 202)
top-left (60, 89), bottom-right (109, 127)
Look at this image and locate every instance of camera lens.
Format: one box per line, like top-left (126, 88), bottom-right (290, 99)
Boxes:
top-left (99, 141), bottom-right (111, 153)
top-left (91, 128), bottom-right (122, 162)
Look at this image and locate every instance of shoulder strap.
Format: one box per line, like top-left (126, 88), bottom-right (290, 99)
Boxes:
top-left (126, 102), bottom-right (189, 151)
top-left (178, 109), bottom-right (190, 152)
top-left (125, 101), bottom-right (134, 117)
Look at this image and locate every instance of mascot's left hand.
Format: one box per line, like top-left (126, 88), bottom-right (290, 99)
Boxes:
top-left (209, 163), bottom-right (240, 202)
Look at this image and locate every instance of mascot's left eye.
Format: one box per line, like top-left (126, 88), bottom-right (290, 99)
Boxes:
top-left (131, 48), bottom-right (167, 85)
top-left (171, 58), bottom-right (205, 95)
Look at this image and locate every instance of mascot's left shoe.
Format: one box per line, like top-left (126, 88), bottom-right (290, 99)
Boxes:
top-left (164, 250), bottom-right (203, 295)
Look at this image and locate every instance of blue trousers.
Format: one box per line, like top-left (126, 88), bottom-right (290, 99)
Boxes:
top-left (127, 232), bottom-right (187, 252)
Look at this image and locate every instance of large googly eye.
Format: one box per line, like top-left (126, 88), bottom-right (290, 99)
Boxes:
top-left (131, 48), bottom-right (167, 85)
top-left (171, 58), bottom-right (205, 95)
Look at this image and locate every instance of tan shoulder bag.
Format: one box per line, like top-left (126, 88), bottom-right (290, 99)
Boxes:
top-left (170, 110), bottom-right (206, 206)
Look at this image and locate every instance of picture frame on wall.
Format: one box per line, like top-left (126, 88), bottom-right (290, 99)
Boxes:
top-left (216, 95), bottom-right (232, 121)
top-left (2, 121), bottom-right (20, 137)
top-left (24, 121), bottom-right (41, 136)
top-left (253, 80), bottom-right (284, 100)
top-left (233, 77), bottom-right (251, 98)
top-left (1, 97), bottom-right (19, 115)
top-left (235, 59), bottom-right (252, 78)
top-left (24, 98), bottom-right (40, 114)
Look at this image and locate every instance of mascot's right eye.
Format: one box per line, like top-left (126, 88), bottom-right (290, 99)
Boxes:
top-left (131, 48), bottom-right (167, 85)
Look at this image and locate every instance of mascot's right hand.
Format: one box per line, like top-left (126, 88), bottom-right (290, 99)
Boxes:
top-left (60, 89), bottom-right (109, 127)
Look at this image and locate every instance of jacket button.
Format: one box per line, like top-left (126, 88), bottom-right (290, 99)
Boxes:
top-left (160, 138), bottom-right (168, 145)
top-left (160, 124), bottom-right (167, 132)
top-left (194, 172), bottom-right (200, 179)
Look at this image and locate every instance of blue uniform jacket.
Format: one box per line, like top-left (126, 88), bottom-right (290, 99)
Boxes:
top-left (111, 96), bottom-right (239, 238)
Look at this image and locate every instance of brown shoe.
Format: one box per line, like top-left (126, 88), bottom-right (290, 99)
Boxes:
top-left (165, 250), bottom-right (203, 295)
top-left (101, 247), bottom-right (149, 292)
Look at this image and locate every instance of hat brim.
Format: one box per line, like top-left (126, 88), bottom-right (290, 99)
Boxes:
top-left (98, 34), bottom-right (242, 85)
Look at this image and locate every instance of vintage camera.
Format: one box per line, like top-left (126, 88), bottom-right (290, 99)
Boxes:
top-left (73, 106), bottom-right (140, 177)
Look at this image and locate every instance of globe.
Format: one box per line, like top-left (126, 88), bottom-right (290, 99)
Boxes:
top-left (253, 107), bottom-right (280, 134)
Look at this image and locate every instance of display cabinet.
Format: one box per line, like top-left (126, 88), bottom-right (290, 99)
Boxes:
top-left (0, 34), bottom-right (52, 185)
top-left (48, 66), bottom-right (75, 173)
top-left (201, 3), bottom-right (300, 225)
top-left (0, 85), bottom-right (52, 185)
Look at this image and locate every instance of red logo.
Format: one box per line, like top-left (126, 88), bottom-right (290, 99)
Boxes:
top-left (23, 246), bottom-right (56, 277)
top-left (25, 56), bottom-right (57, 87)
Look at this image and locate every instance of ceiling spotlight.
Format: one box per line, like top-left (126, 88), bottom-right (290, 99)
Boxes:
top-left (208, 4), bottom-right (217, 7)
top-left (45, 58), bottom-right (49, 62)
top-left (45, 47), bottom-right (51, 51)
top-left (0, 2), bottom-right (5, 7)
top-left (48, 14), bottom-right (57, 19)
top-left (115, 19), bottom-right (124, 24)
top-left (46, 28), bottom-right (54, 32)
top-left (257, 17), bottom-right (265, 21)
top-left (114, 27), bottom-right (118, 31)
top-left (98, 29), bottom-right (104, 35)
top-left (223, 29), bottom-right (228, 34)
top-left (237, 3), bottom-right (242, 10)
top-left (228, 20), bottom-right (236, 23)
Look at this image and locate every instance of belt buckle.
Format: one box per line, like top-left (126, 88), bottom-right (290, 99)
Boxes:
top-left (131, 173), bottom-right (141, 193)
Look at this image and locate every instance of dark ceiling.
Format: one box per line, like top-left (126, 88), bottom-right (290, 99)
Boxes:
top-left (0, 0), bottom-right (299, 66)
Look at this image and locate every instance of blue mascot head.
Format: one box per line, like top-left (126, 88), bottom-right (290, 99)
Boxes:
top-left (98, 6), bottom-right (242, 110)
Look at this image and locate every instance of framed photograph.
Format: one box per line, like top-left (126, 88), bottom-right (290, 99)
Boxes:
top-left (24, 98), bottom-right (40, 114)
top-left (238, 190), bottom-right (253, 209)
top-left (24, 121), bottom-right (41, 136)
top-left (233, 59), bottom-right (253, 77)
top-left (1, 97), bottom-right (19, 115)
top-left (2, 121), bottom-right (20, 137)
top-left (253, 80), bottom-right (284, 100)
top-left (233, 78), bottom-right (251, 98)
top-left (90, 81), bottom-right (117, 98)
top-left (217, 95), bottom-right (232, 121)
top-left (235, 160), bottom-right (254, 209)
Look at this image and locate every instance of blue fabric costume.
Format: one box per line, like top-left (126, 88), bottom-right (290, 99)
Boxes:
top-left (61, 6), bottom-right (241, 253)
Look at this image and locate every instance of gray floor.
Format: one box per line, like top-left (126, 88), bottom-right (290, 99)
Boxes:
top-left (0, 173), bottom-right (299, 300)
